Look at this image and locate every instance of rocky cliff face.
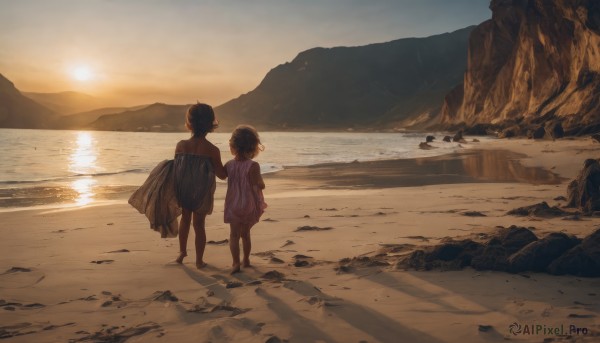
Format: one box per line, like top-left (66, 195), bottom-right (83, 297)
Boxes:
top-left (441, 0), bottom-right (600, 134)
top-left (216, 27), bottom-right (473, 131)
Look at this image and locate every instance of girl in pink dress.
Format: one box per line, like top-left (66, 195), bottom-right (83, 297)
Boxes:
top-left (224, 125), bottom-right (267, 274)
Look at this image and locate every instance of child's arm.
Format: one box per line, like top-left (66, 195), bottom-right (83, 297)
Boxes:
top-left (249, 162), bottom-right (265, 190)
top-left (211, 147), bottom-right (227, 180)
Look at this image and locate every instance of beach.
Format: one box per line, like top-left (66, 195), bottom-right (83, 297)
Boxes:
top-left (1, 137), bottom-right (599, 342)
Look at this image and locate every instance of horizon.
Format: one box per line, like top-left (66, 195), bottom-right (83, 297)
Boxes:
top-left (0, 0), bottom-right (491, 108)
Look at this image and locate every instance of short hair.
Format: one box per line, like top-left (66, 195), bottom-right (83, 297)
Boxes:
top-left (186, 103), bottom-right (218, 137)
top-left (229, 125), bottom-right (264, 159)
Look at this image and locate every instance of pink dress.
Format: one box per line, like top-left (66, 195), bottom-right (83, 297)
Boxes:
top-left (224, 159), bottom-right (267, 226)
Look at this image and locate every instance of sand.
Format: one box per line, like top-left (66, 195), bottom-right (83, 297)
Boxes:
top-left (0, 136), bottom-right (599, 342)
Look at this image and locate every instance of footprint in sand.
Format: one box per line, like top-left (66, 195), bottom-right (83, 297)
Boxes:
top-left (0, 267), bottom-right (45, 289)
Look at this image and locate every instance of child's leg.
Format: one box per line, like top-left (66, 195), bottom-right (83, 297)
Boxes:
top-left (177, 209), bottom-right (192, 263)
top-left (229, 223), bottom-right (242, 274)
top-left (241, 224), bottom-right (252, 267)
top-left (192, 212), bottom-right (207, 268)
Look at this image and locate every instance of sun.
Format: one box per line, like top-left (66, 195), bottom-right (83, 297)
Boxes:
top-left (70, 65), bottom-right (94, 81)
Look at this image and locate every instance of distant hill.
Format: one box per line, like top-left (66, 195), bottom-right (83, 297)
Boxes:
top-left (23, 91), bottom-right (107, 115)
top-left (87, 103), bottom-right (190, 132)
top-left (0, 74), bottom-right (57, 129)
top-left (216, 26), bottom-right (474, 131)
top-left (55, 105), bottom-right (149, 129)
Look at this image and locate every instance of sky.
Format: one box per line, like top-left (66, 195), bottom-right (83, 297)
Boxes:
top-left (0, 0), bottom-right (491, 107)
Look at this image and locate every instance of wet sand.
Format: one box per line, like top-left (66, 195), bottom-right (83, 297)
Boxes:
top-left (0, 137), bottom-right (599, 342)
top-left (266, 149), bottom-right (565, 188)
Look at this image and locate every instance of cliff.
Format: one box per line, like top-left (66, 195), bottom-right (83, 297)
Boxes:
top-left (441, 0), bottom-right (600, 135)
top-left (216, 27), bottom-right (474, 131)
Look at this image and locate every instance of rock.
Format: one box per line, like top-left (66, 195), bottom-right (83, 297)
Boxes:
top-left (471, 226), bottom-right (538, 271)
top-left (419, 142), bottom-right (434, 150)
top-left (508, 232), bottom-right (579, 272)
top-left (471, 241), bottom-right (512, 271)
top-left (402, 239), bottom-right (483, 271)
top-left (440, 1), bottom-right (600, 136)
top-left (472, 138), bottom-right (480, 142)
top-left (496, 226), bottom-right (539, 253)
top-left (527, 126), bottom-right (546, 139)
top-left (547, 228), bottom-right (600, 277)
top-left (507, 201), bottom-right (571, 217)
top-left (592, 133), bottom-right (600, 143)
top-left (498, 125), bottom-right (520, 138)
top-left (566, 159), bottom-right (600, 213)
top-left (452, 130), bottom-right (466, 143)
top-left (545, 121), bottom-right (565, 140)
top-left (425, 135), bottom-right (435, 143)
top-left (442, 136), bottom-right (452, 142)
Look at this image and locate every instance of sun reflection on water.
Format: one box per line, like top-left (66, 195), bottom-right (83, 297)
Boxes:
top-left (69, 132), bottom-right (98, 205)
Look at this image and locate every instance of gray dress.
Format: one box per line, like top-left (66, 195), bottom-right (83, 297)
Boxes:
top-left (173, 154), bottom-right (216, 214)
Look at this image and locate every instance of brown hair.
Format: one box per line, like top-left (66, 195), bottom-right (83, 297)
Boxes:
top-left (229, 125), bottom-right (264, 159)
top-left (186, 103), bottom-right (218, 137)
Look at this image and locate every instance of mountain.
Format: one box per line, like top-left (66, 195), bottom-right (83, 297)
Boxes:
top-left (0, 74), bottom-right (57, 129)
top-left (55, 105), bottom-right (149, 129)
top-left (215, 27), bottom-right (474, 131)
top-left (441, 0), bottom-right (600, 135)
top-left (87, 103), bottom-right (190, 132)
top-left (24, 91), bottom-right (106, 115)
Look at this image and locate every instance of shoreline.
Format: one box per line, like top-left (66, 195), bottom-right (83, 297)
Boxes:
top-left (0, 137), bottom-right (579, 211)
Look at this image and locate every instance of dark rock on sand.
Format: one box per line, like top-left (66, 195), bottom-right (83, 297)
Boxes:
top-left (507, 201), bottom-right (571, 217)
top-left (403, 239), bottom-right (483, 271)
top-left (545, 121), bottom-right (564, 140)
top-left (452, 130), bottom-right (466, 143)
top-left (547, 228), bottom-right (600, 277)
top-left (471, 226), bottom-right (538, 271)
top-left (566, 159), bottom-right (600, 213)
top-left (498, 125), bottom-right (520, 138)
top-left (443, 136), bottom-right (452, 142)
top-left (338, 256), bottom-right (391, 272)
top-left (508, 232), bottom-right (580, 272)
top-left (527, 126), bottom-right (546, 139)
top-left (426, 135), bottom-right (435, 143)
top-left (419, 142), bottom-right (436, 150)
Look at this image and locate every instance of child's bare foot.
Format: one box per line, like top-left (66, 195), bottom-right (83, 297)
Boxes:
top-left (176, 251), bottom-right (187, 264)
top-left (196, 261), bottom-right (207, 269)
top-left (231, 263), bottom-right (241, 274)
top-left (243, 259), bottom-right (251, 268)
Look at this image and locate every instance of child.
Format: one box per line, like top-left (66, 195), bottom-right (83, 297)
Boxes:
top-left (174, 103), bottom-right (226, 268)
top-left (224, 125), bottom-right (267, 274)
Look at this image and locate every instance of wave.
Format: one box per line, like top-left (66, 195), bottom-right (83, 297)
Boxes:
top-left (0, 168), bottom-right (147, 186)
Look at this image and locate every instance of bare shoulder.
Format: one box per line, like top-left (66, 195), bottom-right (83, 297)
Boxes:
top-left (175, 139), bottom-right (187, 153)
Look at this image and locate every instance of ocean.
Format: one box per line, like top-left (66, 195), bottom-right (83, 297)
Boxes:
top-left (0, 129), bottom-right (470, 210)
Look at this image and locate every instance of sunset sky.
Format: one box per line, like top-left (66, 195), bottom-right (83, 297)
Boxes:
top-left (0, 0), bottom-right (491, 107)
